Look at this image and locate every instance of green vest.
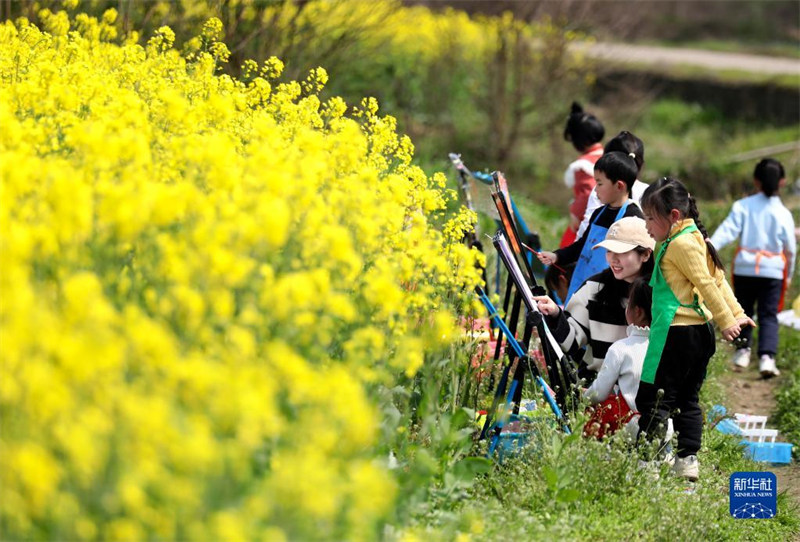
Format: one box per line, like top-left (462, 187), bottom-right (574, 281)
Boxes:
top-left (641, 223), bottom-right (707, 384)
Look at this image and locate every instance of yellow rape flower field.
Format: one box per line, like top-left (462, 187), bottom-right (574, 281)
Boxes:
top-left (0, 8), bottom-right (482, 541)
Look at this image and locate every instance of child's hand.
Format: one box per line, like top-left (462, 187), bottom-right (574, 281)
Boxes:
top-left (532, 295), bottom-right (560, 316)
top-left (737, 316), bottom-right (756, 329)
top-left (721, 324), bottom-right (742, 342)
top-left (537, 251), bottom-right (557, 265)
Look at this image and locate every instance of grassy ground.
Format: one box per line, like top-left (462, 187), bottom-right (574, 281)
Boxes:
top-left (404, 342), bottom-right (800, 541)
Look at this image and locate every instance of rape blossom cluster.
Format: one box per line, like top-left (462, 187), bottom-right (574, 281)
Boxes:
top-left (0, 8), bottom-right (482, 541)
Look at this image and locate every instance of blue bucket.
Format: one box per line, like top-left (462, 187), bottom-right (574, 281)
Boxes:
top-left (489, 414), bottom-right (541, 461)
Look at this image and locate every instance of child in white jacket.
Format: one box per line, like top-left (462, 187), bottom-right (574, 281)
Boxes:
top-left (710, 158), bottom-right (797, 378)
top-left (583, 277), bottom-right (651, 439)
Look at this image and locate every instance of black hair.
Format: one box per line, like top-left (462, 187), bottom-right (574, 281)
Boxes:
top-left (633, 246), bottom-right (654, 277)
top-left (563, 102), bottom-right (605, 153)
top-left (628, 276), bottom-right (652, 325)
top-left (604, 131), bottom-right (645, 174)
top-left (592, 269), bottom-right (628, 308)
top-left (754, 158), bottom-right (784, 197)
top-left (544, 261), bottom-right (575, 293)
top-left (640, 177), bottom-right (725, 271)
top-left (594, 151), bottom-right (638, 195)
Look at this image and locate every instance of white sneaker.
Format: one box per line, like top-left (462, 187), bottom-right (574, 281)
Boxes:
top-left (672, 455), bottom-right (699, 482)
top-left (759, 355), bottom-right (780, 379)
top-left (732, 348), bottom-right (751, 370)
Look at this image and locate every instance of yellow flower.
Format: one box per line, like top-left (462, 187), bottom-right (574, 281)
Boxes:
top-left (0, 5), bottom-right (485, 539)
top-left (6, 443), bottom-right (62, 515)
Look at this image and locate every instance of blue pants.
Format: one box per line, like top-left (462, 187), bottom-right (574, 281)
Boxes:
top-left (733, 275), bottom-right (783, 357)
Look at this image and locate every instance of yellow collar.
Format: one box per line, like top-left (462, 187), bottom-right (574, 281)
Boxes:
top-left (668, 218), bottom-right (695, 238)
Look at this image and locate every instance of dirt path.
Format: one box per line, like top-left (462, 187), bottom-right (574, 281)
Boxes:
top-left (574, 42), bottom-right (800, 76)
top-left (719, 362), bottom-right (800, 513)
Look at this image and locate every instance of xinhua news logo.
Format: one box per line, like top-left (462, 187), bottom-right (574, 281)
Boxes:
top-left (730, 472), bottom-right (777, 519)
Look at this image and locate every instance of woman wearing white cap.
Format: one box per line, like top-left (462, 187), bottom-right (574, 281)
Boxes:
top-left (534, 217), bottom-right (656, 383)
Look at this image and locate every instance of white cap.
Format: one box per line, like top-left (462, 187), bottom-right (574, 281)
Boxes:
top-left (593, 216), bottom-right (655, 253)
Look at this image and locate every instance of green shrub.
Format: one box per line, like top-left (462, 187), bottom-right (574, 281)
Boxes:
top-left (774, 330), bottom-right (800, 459)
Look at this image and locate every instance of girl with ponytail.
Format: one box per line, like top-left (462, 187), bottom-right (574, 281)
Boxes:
top-left (636, 177), bottom-right (755, 482)
top-left (710, 158), bottom-right (796, 378)
top-left (559, 102), bottom-right (605, 247)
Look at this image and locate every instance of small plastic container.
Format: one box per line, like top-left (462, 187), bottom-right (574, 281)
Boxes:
top-left (734, 413), bottom-right (768, 432)
top-left (495, 430), bottom-right (531, 462)
top-left (740, 427), bottom-right (794, 464)
top-left (710, 406), bottom-right (794, 464)
top-left (741, 440), bottom-right (794, 464)
top-left (489, 414), bottom-right (539, 462)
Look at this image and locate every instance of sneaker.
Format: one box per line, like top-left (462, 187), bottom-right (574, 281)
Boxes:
top-left (673, 455), bottom-right (699, 482)
top-left (759, 355), bottom-right (780, 379)
top-left (732, 348), bottom-right (751, 370)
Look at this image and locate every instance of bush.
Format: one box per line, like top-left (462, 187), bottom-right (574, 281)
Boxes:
top-left (0, 10), bottom-right (483, 540)
top-left (774, 330), bottom-right (800, 459)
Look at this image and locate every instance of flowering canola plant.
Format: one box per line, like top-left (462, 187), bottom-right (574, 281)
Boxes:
top-left (0, 8), bottom-right (482, 541)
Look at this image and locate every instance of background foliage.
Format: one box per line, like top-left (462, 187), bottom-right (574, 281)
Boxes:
top-left (6, 0), bottom-right (798, 201)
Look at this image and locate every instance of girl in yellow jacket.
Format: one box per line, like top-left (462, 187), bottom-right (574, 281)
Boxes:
top-left (637, 177), bottom-right (755, 482)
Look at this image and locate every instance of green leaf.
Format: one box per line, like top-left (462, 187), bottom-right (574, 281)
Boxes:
top-left (550, 434), bottom-right (562, 457)
top-left (557, 488), bottom-right (580, 503)
top-left (453, 456), bottom-right (492, 479)
top-left (542, 465), bottom-right (558, 491)
top-left (451, 407), bottom-right (474, 429)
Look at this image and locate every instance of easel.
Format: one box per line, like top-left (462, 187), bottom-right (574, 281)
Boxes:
top-left (478, 172), bottom-right (579, 447)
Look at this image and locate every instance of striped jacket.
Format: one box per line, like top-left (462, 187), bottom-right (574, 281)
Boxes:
top-left (545, 269), bottom-right (631, 374)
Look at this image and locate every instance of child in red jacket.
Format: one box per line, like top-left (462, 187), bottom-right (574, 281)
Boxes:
top-left (560, 102), bottom-right (605, 247)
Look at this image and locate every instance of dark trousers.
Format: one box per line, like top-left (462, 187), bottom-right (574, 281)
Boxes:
top-left (636, 323), bottom-right (716, 458)
top-left (733, 274), bottom-right (783, 356)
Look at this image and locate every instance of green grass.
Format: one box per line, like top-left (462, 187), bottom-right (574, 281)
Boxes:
top-left (621, 101), bottom-right (800, 201)
top-left (774, 329), bottom-right (800, 459)
top-left (397, 345), bottom-right (799, 541)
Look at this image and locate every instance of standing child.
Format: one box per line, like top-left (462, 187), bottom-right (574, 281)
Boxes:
top-left (538, 151), bottom-right (644, 306)
top-left (710, 158), bottom-right (796, 378)
top-left (637, 177), bottom-right (755, 482)
top-left (559, 102), bottom-right (605, 247)
top-left (583, 276), bottom-right (652, 440)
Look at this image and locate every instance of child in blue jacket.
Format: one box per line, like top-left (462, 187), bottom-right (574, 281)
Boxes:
top-left (710, 158), bottom-right (797, 378)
